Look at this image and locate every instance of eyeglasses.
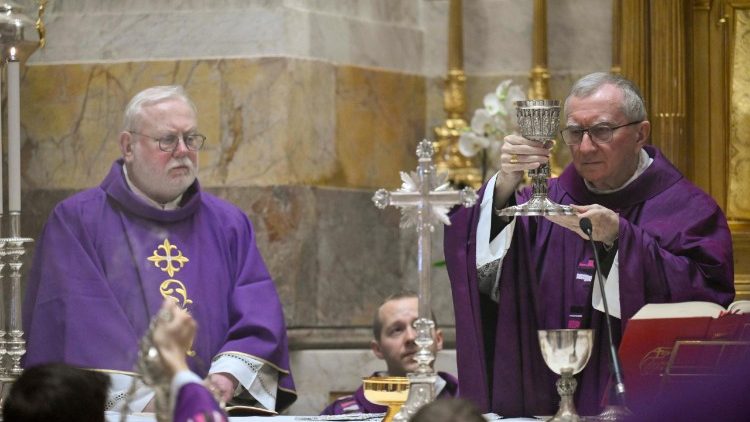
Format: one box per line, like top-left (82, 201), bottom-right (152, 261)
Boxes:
top-left (129, 131), bottom-right (206, 152)
top-left (560, 121), bottom-right (642, 145)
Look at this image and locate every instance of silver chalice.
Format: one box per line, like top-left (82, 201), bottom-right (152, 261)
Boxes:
top-left (538, 329), bottom-right (594, 422)
top-left (496, 100), bottom-right (573, 216)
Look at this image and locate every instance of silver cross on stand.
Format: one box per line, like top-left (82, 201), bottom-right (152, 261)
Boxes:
top-left (372, 139), bottom-right (476, 420)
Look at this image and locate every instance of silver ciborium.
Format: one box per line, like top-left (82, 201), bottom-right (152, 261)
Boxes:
top-left (497, 100), bottom-right (573, 216)
top-left (538, 329), bottom-right (594, 422)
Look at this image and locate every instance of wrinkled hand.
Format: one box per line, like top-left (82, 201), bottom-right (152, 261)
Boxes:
top-left (493, 134), bottom-right (555, 208)
top-left (500, 134), bottom-right (554, 178)
top-left (152, 299), bottom-right (196, 377)
top-left (207, 373), bottom-right (239, 404)
top-left (545, 204), bottom-right (619, 245)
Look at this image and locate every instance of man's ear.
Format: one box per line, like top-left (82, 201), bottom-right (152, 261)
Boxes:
top-left (370, 339), bottom-right (384, 360)
top-left (119, 131), bottom-right (133, 158)
top-left (635, 120), bottom-right (651, 147)
top-left (435, 329), bottom-right (444, 352)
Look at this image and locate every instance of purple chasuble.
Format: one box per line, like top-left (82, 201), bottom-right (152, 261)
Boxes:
top-left (444, 146), bottom-right (734, 417)
top-left (174, 383), bottom-right (228, 422)
top-left (23, 159), bottom-right (297, 410)
top-left (320, 371), bottom-right (459, 415)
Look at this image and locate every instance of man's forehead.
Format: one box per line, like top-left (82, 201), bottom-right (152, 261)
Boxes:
top-left (379, 297), bottom-right (418, 323)
top-left (566, 93), bottom-right (624, 124)
top-left (138, 99), bottom-right (197, 127)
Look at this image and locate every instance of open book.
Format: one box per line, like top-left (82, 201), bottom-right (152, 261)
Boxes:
top-left (630, 300), bottom-right (750, 319)
top-left (619, 301), bottom-right (750, 409)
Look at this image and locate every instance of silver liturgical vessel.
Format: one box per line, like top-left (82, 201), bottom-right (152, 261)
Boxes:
top-left (496, 100), bottom-right (573, 217)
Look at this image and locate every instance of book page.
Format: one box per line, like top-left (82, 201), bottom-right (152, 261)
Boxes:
top-left (631, 302), bottom-right (725, 319)
top-left (727, 300), bottom-right (750, 314)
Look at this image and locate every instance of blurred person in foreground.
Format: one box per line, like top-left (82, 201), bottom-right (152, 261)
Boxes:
top-left (410, 398), bottom-right (486, 422)
top-left (5, 300), bottom-right (227, 422)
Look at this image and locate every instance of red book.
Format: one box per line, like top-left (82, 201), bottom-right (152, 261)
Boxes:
top-left (618, 301), bottom-right (750, 409)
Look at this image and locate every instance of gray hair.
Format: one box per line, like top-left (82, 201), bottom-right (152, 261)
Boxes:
top-left (564, 72), bottom-right (647, 121)
top-left (122, 85), bottom-right (197, 131)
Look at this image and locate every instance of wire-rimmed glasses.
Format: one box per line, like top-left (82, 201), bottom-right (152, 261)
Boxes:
top-left (129, 131), bottom-right (206, 152)
top-left (560, 121), bottom-right (642, 145)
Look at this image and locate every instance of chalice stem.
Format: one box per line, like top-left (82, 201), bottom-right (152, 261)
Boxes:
top-left (549, 372), bottom-right (581, 422)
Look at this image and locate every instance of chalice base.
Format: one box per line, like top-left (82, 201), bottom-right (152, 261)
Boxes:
top-left (497, 195), bottom-right (574, 217)
top-left (584, 404), bottom-right (632, 422)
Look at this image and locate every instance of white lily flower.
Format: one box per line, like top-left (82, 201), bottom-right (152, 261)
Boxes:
top-left (491, 114), bottom-right (508, 136)
top-left (507, 85), bottom-right (525, 106)
top-left (483, 93), bottom-right (502, 116)
top-left (470, 109), bottom-right (493, 134)
top-left (495, 80), bottom-right (512, 99)
top-left (457, 78), bottom-right (526, 181)
top-left (458, 131), bottom-right (489, 157)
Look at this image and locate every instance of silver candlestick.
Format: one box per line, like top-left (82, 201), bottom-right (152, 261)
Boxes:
top-left (0, 1), bottom-right (46, 406)
top-left (497, 100), bottom-right (573, 217)
top-left (2, 213), bottom-right (32, 377)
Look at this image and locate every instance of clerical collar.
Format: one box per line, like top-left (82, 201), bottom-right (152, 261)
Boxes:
top-left (122, 164), bottom-right (183, 211)
top-left (584, 148), bottom-right (653, 194)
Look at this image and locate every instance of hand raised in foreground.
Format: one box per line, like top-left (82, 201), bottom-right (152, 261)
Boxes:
top-left (493, 134), bottom-right (554, 209)
top-left (152, 299), bottom-right (196, 377)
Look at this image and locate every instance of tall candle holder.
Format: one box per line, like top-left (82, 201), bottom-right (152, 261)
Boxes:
top-left (0, 1), bottom-right (47, 404)
top-left (2, 213), bottom-right (32, 377)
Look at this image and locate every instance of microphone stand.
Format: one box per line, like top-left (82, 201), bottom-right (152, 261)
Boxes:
top-left (579, 218), bottom-right (630, 421)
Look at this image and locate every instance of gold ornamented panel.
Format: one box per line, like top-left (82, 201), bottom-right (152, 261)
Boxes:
top-left (729, 9), bottom-right (750, 220)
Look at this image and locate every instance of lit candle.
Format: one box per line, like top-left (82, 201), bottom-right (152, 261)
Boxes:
top-left (8, 52), bottom-right (20, 213)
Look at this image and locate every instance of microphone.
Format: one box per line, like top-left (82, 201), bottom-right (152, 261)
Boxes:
top-left (579, 217), bottom-right (627, 407)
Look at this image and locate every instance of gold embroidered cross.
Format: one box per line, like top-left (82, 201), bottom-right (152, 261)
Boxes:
top-left (147, 239), bottom-right (190, 277)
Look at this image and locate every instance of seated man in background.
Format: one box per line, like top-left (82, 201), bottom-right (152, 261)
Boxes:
top-left (23, 85), bottom-right (296, 413)
top-left (321, 291), bottom-right (459, 415)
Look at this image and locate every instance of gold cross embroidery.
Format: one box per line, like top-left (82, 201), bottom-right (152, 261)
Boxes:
top-left (147, 239), bottom-right (190, 277)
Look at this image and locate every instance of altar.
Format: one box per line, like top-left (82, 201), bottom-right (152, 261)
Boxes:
top-left (104, 411), bottom-right (536, 422)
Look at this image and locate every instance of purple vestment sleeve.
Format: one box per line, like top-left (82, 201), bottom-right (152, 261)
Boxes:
top-left (445, 146), bottom-right (734, 417)
top-left (174, 383), bottom-right (228, 422)
top-left (23, 159), bottom-right (297, 410)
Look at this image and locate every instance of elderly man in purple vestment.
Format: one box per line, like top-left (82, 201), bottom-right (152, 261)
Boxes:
top-left (320, 292), bottom-right (459, 415)
top-left (444, 72), bottom-right (734, 417)
top-left (23, 85), bottom-right (296, 414)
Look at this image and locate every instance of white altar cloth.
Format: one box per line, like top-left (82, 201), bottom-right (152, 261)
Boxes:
top-left (105, 411), bottom-right (536, 421)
